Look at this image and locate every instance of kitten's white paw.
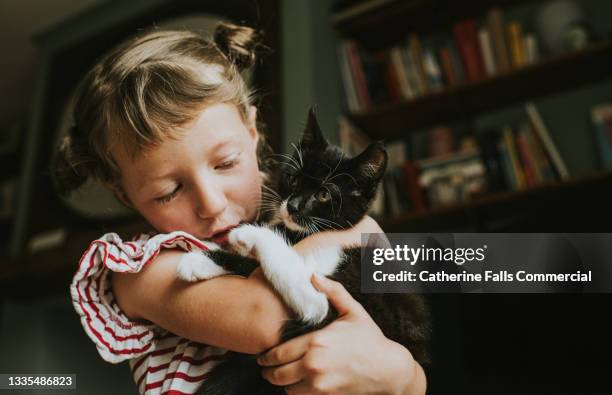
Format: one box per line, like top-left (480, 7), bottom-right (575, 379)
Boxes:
top-left (176, 252), bottom-right (228, 282)
top-left (228, 224), bottom-right (261, 257)
top-left (290, 284), bottom-right (329, 325)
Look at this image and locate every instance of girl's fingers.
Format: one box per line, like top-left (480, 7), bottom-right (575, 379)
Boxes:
top-left (261, 359), bottom-right (305, 386)
top-left (283, 380), bottom-right (312, 395)
top-left (257, 334), bottom-right (311, 367)
top-left (311, 273), bottom-right (365, 317)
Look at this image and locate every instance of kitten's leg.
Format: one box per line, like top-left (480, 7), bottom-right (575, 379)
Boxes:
top-left (177, 250), bottom-right (260, 281)
top-left (303, 247), bottom-right (344, 276)
top-left (207, 250), bottom-right (259, 277)
top-left (177, 251), bottom-right (229, 282)
top-left (228, 224), bottom-right (330, 324)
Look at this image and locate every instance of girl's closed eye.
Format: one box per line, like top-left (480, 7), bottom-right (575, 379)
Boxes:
top-left (215, 153), bottom-right (241, 170)
top-left (155, 184), bottom-right (182, 204)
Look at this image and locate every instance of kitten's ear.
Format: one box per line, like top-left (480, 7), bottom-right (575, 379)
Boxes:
top-left (352, 142), bottom-right (388, 180)
top-left (300, 107), bottom-right (328, 150)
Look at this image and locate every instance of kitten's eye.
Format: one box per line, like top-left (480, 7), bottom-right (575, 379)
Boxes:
top-left (288, 174), bottom-right (298, 188)
top-left (316, 189), bottom-right (331, 202)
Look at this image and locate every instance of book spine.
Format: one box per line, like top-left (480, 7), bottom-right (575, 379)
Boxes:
top-left (338, 43), bottom-right (361, 112)
top-left (503, 126), bottom-right (526, 189)
top-left (478, 28), bottom-right (496, 77)
top-left (507, 21), bottom-right (526, 68)
top-left (447, 41), bottom-right (466, 84)
top-left (487, 7), bottom-right (511, 73)
top-left (515, 130), bottom-right (537, 187)
top-left (346, 41), bottom-right (372, 109)
top-left (408, 34), bottom-right (430, 94)
top-left (439, 46), bottom-right (458, 87)
top-left (401, 45), bottom-right (424, 97)
top-left (524, 34), bottom-right (540, 65)
top-left (422, 48), bottom-right (444, 90)
top-left (497, 137), bottom-right (517, 190)
top-left (453, 19), bottom-right (486, 82)
top-left (526, 102), bottom-right (570, 179)
top-left (402, 161), bottom-right (427, 213)
top-left (390, 46), bottom-right (415, 99)
top-left (379, 50), bottom-right (402, 102)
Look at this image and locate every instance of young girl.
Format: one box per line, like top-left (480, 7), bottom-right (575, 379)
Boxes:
top-left (54, 23), bottom-right (426, 395)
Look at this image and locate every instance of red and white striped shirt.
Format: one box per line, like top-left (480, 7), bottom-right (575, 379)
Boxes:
top-left (70, 231), bottom-right (230, 394)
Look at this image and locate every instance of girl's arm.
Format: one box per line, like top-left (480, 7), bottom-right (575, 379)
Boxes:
top-left (111, 253), bottom-right (291, 354)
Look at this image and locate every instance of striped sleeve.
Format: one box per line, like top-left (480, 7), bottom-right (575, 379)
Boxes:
top-left (70, 230), bottom-right (214, 364)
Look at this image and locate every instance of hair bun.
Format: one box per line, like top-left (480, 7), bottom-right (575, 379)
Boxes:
top-left (51, 133), bottom-right (88, 196)
top-left (214, 22), bottom-right (261, 70)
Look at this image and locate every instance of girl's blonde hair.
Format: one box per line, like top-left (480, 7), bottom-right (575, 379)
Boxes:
top-left (52, 22), bottom-right (272, 198)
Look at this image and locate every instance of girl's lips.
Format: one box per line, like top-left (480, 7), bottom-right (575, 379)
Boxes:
top-left (210, 225), bottom-right (239, 245)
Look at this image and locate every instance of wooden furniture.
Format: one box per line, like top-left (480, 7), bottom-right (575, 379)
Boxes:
top-left (332, 0), bottom-right (612, 232)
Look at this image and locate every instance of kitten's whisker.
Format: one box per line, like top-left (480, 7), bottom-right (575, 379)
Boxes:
top-left (290, 143), bottom-right (304, 167)
top-left (261, 184), bottom-right (282, 198)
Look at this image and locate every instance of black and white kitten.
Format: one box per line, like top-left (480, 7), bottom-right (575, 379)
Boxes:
top-left (177, 109), bottom-right (429, 395)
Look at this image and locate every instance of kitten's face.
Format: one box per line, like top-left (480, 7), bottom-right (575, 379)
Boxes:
top-left (274, 109), bottom-right (387, 234)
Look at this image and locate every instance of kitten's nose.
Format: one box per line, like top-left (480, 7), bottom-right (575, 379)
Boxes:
top-left (287, 196), bottom-right (300, 214)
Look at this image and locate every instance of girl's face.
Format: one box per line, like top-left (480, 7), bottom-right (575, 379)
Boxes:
top-left (114, 103), bottom-right (262, 241)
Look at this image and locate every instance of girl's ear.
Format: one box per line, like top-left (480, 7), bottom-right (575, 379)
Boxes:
top-left (247, 105), bottom-right (259, 144)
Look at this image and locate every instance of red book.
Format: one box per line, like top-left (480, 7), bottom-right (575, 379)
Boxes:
top-left (345, 41), bottom-right (372, 109)
top-left (515, 131), bottom-right (537, 187)
top-left (379, 50), bottom-right (402, 102)
top-left (452, 19), bottom-right (486, 82)
top-left (439, 46), bottom-right (458, 86)
top-left (401, 161), bottom-right (427, 213)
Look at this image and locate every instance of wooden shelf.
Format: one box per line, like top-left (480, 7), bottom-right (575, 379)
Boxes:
top-left (347, 41), bottom-right (612, 140)
top-left (380, 171), bottom-right (612, 232)
top-left (334, 0), bottom-right (539, 49)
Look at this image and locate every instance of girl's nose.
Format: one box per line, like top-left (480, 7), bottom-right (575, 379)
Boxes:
top-left (193, 179), bottom-right (228, 220)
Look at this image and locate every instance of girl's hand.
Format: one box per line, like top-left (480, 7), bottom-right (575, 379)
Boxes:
top-left (257, 274), bottom-right (425, 395)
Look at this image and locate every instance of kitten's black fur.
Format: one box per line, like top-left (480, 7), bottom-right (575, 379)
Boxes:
top-left (198, 109), bottom-right (429, 395)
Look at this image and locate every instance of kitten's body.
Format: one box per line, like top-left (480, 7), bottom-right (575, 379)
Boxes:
top-left (177, 109), bottom-right (429, 395)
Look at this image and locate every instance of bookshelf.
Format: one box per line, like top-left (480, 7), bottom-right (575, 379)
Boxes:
top-left (333, 0), bottom-right (612, 231)
top-left (348, 41), bottom-right (612, 140)
top-left (381, 170), bottom-right (612, 232)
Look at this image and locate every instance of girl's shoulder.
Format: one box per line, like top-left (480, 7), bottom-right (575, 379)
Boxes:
top-left (69, 230), bottom-right (217, 363)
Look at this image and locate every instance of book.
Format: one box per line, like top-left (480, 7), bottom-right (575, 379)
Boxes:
top-left (525, 102), bottom-right (570, 180)
top-left (524, 34), bottom-right (540, 65)
top-left (345, 41), bottom-right (372, 109)
top-left (497, 137), bottom-right (518, 190)
top-left (338, 43), bottom-right (361, 112)
top-left (390, 46), bottom-right (415, 99)
top-left (379, 50), bottom-right (402, 102)
top-left (502, 126), bottom-right (526, 189)
top-left (446, 41), bottom-right (466, 84)
top-left (507, 21), bottom-right (526, 68)
top-left (478, 28), bottom-right (496, 77)
top-left (515, 126), bottom-right (541, 187)
top-left (439, 46), bottom-right (458, 86)
top-left (453, 19), bottom-right (486, 81)
top-left (401, 45), bottom-right (425, 97)
top-left (408, 34), bottom-right (430, 94)
top-left (422, 47), bottom-right (444, 90)
top-left (401, 161), bottom-right (427, 213)
top-left (590, 104), bottom-right (612, 169)
top-left (361, 49), bottom-right (389, 105)
top-left (486, 7), bottom-right (511, 73)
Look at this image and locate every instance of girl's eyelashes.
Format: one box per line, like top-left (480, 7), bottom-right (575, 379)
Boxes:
top-left (215, 153), bottom-right (241, 170)
top-left (155, 184), bottom-right (182, 204)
